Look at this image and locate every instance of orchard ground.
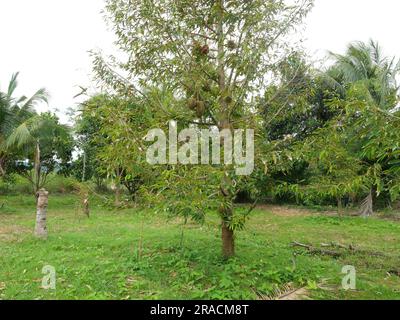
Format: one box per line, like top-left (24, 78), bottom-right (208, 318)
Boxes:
top-left (1, 194), bottom-right (400, 300)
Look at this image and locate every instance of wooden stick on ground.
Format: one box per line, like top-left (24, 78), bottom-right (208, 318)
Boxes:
top-left (291, 242), bottom-right (342, 258)
top-left (320, 242), bottom-right (387, 257)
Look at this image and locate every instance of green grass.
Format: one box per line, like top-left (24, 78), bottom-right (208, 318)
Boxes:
top-left (0, 174), bottom-right (78, 195)
top-left (1, 195), bottom-right (400, 300)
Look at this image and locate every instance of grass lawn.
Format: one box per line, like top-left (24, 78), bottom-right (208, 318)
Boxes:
top-left (1, 194), bottom-right (400, 300)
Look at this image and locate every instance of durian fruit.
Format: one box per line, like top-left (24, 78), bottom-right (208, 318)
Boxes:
top-left (195, 101), bottom-right (206, 117)
top-left (193, 42), bottom-right (209, 57)
top-left (202, 82), bottom-right (211, 92)
top-left (188, 97), bottom-right (198, 111)
top-left (225, 95), bottom-right (233, 105)
top-left (187, 96), bottom-right (206, 117)
top-left (227, 40), bottom-right (236, 50)
top-left (200, 45), bottom-right (209, 55)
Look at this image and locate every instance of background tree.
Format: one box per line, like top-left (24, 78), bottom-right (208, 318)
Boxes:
top-left (329, 40), bottom-right (399, 110)
top-left (0, 73), bottom-right (48, 177)
top-left (6, 112), bottom-right (73, 197)
top-left (264, 41), bottom-right (400, 212)
top-left (256, 52), bottom-right (344, 204)
top-left (325, 40), bottom-right (400, 211)
top-left (75, 93), bottom-right (162, 205)
top-left (73, 95), bottom-right (108, 190)
top-left (261, 52), bottom-right (343, 142)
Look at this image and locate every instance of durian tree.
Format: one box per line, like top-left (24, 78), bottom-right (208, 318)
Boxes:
top-left (93, 0), bottom-right (314, 258)
top-left (75, 93), bottom-right (165, 205)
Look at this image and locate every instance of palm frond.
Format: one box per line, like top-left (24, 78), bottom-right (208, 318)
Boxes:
top-left (21, 88), bottom-right (49, 111)
top-left (329, 40), bottom-right (399, 109)
top-left (6, 122), bottom-right (34, 149)
top-left (7, 72), bottom-right (19, 98)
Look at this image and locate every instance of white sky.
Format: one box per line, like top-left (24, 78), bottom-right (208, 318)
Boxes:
top-left (0, 0), bottom-right (399, 123)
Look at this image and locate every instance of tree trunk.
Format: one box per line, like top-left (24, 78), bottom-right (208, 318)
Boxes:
top-left (115, 184), bottom-right (121, 207)
top-left (360, 189), bottom-right (374, 217)
top-left (35, 189), bottom-right (49, 239)
top-left (34, 140), bottom-right (41, 195)
top-left (222, 221), bottom-right (235, 259)
top-left (215, 0), bottom-right (236, 259)
top-left (0, 156), bottom-right (6, 177)
top-left (337, 197), bottom-right (343, 217)
top-left (83, 196), bottom-right (90, 218)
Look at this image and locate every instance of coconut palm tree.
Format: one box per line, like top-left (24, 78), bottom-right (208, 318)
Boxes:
top-left (6, 113), bottom-right (71, 196)
top-left (328, 41), bottom-right (400, 215)
top-left (0, 73), bottom-right (48, 176)
top-left (328, 40), bottom-right (400, 109)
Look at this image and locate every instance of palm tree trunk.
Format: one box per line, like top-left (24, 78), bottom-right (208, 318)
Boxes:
top-left (34, 140), bottom-right (41, 197)
top-left (360, 189), bottom-right (374, 217)
top-left (34, 189), bottom-right (48, 239)
top-left (83, 196), bottom-right (90, 218)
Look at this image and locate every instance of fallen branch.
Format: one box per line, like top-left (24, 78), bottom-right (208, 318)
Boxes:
top-left (277, 287), bottom-right (309, 300)
top-left (294, 241), bottom-right (391, 259)
top-left (320, 242), bottom-right (387, 257)
top-left (291, 242), bottom-right (342, 258)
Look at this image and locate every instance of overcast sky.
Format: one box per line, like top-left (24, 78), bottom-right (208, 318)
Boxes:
top-left (0, 0), bottom-right (399, 122)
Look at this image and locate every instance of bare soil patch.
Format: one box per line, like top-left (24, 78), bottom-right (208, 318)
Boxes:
top-left (256, 204), bottom-right (324, 217)
top-left (0, 224), bottom-right (31, 242)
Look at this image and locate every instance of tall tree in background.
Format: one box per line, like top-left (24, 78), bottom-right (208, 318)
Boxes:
top-left (94, 0), bottom-right (314, 258)
top-left (262, 52), bottom-right (343, 142)
top-left (329, 40), bottom-right (400, 213)
top-left (266, 41), bottom-right (400, 212)
top-left (329, 40), bottom-right (400, 110)
top-left (258, 52), bottom-right (347, 205)
top-left (75, 94), bottom-right (159, 205)
top-left (73, 95), bottom-right (108, 188)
